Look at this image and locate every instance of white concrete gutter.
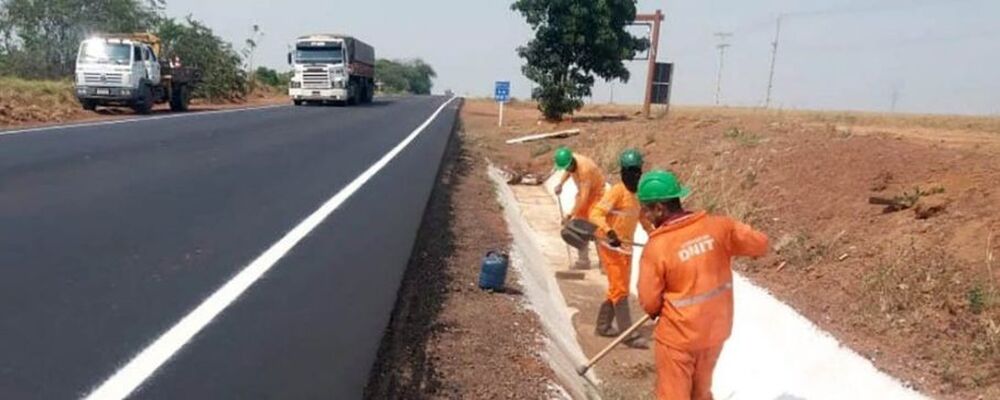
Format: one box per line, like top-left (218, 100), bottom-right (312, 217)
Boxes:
top-left (489, 166), bottom-right (601, 400)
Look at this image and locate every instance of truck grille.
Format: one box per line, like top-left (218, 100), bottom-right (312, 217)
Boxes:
top-left (83, 72), bottom-right (123, 85)
top-left (302, 70), bottom-right (330, 89)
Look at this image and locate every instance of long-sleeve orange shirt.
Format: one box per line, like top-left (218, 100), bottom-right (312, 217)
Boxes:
top-left (589, 182), bottom-right (654, 254)
top-left (638, 211), bottom-right (768, 350)
top-left (567, 154), bottom-right (605, 219)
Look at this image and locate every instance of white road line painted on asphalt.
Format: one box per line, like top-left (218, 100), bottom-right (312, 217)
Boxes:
top-left (83, 97), bottom-right (458, 400)
top-left (0, 105), bottom-right (287, 136)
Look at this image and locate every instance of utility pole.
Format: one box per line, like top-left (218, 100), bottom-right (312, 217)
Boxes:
top-left (714, 32), bottom-right (732, 106)
top-left (764, 15), bottom-right (783, 108)
top-left (889, 83), bottom-right (901, 113)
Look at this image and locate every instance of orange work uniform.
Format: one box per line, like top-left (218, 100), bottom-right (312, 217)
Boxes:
top-left (567, 154), bottom-right (605, 219)
top-left (638, 211), bottom-right (768, 400)
top-left (589, 182), bottom-right (654, 303)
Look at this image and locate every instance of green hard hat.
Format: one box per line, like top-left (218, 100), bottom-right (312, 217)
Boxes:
top-left (554, 147), bottom-right (573, 169)
top-left (637, 170), bottom-right (691, 203)
top-left (619, 148), bottom-right (644, 169)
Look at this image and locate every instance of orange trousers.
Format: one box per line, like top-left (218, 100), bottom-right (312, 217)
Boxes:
top-left (654, 342), bottom-right (724, 400)
top-left (597, 245), bottom-right (631, 303)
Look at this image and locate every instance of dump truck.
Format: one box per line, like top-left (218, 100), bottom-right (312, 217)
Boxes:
top-left (74, 33), bottom-right (202, 114)
top-left (288, 34), bottom-right (375, 106)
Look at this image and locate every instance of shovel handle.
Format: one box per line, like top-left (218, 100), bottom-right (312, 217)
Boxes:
top-left (577, 313), bottom-right (652, 376)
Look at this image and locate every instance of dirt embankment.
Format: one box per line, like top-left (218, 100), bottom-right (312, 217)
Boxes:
top-left (465, 99), bottom-right (1000, 400)
top-left (0, 77), bottom-right (287, 128)
top-left (365, 117), bottom-right (558, 398)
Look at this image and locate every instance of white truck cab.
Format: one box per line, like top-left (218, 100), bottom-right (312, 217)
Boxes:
top-left (288, 34), bottom-right (375, 106)
top-left (75, 38), bottom-right (160, 110)
top-left (74, 34), bottom-right (198, 114)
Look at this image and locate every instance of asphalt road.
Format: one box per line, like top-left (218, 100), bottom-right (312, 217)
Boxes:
top-left (0, 96), bottom-right (460, 399)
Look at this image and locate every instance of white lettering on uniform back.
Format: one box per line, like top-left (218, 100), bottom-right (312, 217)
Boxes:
top-left (678, 235), bottom-right (716, 262)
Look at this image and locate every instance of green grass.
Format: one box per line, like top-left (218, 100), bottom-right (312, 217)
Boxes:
top-left (0, 76), bottom-right (76, 104)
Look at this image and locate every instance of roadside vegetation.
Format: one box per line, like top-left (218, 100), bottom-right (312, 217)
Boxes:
top-left (375, 58), bottom-right (436, 95)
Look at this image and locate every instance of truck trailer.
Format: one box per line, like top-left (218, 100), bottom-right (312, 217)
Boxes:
top-left (288, 34), bottom-right (375, 106)
top-left (74, 33), bottom-right (201, 114)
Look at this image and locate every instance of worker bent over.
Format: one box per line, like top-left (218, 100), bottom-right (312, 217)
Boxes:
top-left (554, 147), bottom-right (606, 269)
top-left (589, 149), bottom-right (653, 348)
top-left (636, 170), bottom-right (768, 400)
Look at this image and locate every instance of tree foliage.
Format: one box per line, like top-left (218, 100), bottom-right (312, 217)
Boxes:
top-left (157, 17), bottom-right (246, 100)
top-left (254, 66), bottom-right (290, 88)
top-left (375, 58), bottom-right (436, 95)
top-left (512, 0), bottom-right (647, 120)
top-left (0, 0), bottom-right (163, 77)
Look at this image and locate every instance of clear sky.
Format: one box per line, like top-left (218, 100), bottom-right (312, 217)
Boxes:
top-left (164, 0), bottom-right (1000, 115)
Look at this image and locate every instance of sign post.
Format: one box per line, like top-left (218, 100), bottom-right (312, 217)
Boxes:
top-left (494, 81), bottom-right (510, 127)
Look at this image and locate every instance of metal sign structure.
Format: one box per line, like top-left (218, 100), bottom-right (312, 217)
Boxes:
top-left (494, 81), bottom-right (511, 127)
top-left (651, 62), bottom-right (673, 105)
top-left (635, 10), bottom-right (664, 118)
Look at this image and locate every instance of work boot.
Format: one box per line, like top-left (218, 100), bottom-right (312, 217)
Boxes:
top-left (614, 299), bottom-right (650, 349)
top-left (594, 300), bottom-right (618, 337)
top-left (573, 245), bottom-right (591, 270)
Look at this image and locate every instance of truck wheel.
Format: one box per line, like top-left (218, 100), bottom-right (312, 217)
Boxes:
top-left (169, 85), bottom-right (190, 112)
top-left (347, 84), bottom-right (358, 106)
top-left (81, 100), bottom-right (97, 111)
top-left (133, 85), bottom-right (153, 115)
top-left (293, 99), bottom-right (303, 106)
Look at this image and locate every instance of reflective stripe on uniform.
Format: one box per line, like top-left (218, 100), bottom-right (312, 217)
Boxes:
top-left (667, 282), bottom-right (733, 308)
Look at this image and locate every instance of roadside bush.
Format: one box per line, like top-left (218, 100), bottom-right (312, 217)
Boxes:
top-left (375, 58), bottom-right (436, 95)
top-left (157, 17), bottom-right (247, 101)
top-left (254, 67), bottom-right (291, 88)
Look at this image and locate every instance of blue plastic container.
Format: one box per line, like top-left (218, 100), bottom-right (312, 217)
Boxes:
top-left (478, 251), bottom-right (509, 291)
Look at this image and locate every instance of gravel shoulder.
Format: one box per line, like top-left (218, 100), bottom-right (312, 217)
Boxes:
top-left (365, 113), bottom-right (558, 399)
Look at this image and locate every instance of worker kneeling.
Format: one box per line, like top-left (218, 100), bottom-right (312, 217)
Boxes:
top-left (588, 149), bottom-right (652, 348)
top-left (637, 170), bottom-right (768, 400)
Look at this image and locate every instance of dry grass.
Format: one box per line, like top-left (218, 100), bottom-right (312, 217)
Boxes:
top-left (0, 77), bottom-right (83, 125)
top-left (859, 239), bottom-right (1000, 390)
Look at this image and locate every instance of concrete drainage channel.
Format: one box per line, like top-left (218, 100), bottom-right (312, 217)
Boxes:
top-left (490, 163), bottom-right (929, 399)
top-left (488, 166), bottom-right (601, 400)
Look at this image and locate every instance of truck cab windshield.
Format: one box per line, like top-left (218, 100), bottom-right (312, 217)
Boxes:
top-left (295, 46), bottom-right (344, 64)
top-left (78, 42), bottom-right (132, 65)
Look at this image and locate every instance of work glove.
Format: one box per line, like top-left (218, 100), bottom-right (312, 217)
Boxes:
top-left (606, 230), bottom-right (622, 248)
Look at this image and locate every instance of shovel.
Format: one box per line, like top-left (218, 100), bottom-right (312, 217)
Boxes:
top-left (576, 313), bottom-right (653, 376)
top-left (561, 219), bottom-right (646, 249)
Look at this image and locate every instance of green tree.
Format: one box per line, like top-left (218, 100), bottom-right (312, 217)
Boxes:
top-left (512, 0), bottom-right (647, 120)
top-left (157, 16), bottom-right (247, 100)
top-left (0, 0), bottom-right (163, 77)
top-left (254, 66), bottom-right (290, 88)
top-left (375, 58), bottom-right (436, 95)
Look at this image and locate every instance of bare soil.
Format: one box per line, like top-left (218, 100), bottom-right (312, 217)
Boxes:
top-left (462, 99), bottom-right (1000, 400)
top-left (365, 115), bottom-right (557, 399)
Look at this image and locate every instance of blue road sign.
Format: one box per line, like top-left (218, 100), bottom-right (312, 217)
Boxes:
top-left (494, 81), bottom-right (511, 103)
